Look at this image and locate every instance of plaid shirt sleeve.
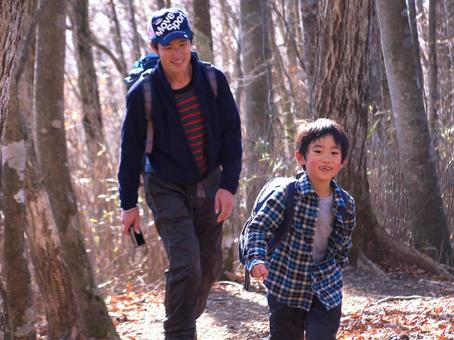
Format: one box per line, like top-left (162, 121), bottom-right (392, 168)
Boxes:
top-left (333, 194), bottom-right (356, 270)
top-left (243, 186), bottom-right (287, 272)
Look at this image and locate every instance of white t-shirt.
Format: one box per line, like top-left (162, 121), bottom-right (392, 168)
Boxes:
top-left (312, 193), bottom-right (334, 263)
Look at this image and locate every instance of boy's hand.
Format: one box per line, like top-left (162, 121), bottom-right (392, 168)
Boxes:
top-left (251, 263), bottom-right (269, 281)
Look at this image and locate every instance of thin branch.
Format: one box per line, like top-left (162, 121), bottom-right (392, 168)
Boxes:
top-left (66, 23), bottom-right (125, 76)
top-left (89, 33), bottom-right (126, 76)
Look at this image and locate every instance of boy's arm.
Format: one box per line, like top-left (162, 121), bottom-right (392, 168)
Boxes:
top-left (243, 187), bottom-right (287, 272)
top-left (334, 196), bottom-right (356, 270)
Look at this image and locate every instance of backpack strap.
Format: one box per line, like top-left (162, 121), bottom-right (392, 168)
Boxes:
top-left (142, 71), bottom-right (153, 155)
top-left (268, 180), bottom-right (296, 255)
top-left (203, 62), bottom-right (218, 98)
top-left (243, 179), bottom-right (296, 291)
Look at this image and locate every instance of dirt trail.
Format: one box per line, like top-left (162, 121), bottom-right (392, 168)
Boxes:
top-left (112, 268), bottom-right (454, 339)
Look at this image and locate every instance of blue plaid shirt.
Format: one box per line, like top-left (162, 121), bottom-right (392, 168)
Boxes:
top-left (244, 172), bottom-right (356, 311)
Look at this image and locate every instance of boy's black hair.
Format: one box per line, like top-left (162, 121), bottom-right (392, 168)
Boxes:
top-left (294, 118), bottom-right (350, 163)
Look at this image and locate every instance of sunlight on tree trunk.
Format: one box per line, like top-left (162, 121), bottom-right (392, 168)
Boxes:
top-left (310, 0), bottom-right (452, 275)
top-left (34, 0), bottom-right (120, 337)
top-left (240, 0), bottom-right (274, 212)
top-left (107, 0), bottom-right (128, 76)
top-left (427, 0), bottom-right (439, 143)
top-left (69, 0), bottom-right (116, 281)
top-left (310, 0), bottom-right (376, 264)
top-left (193, 0), bottom-right (214, 62)
top-left (1, 1), bottom-right (35, 338)
top-left (0, 273), bottom-right (8, 338)
top-left (301, 0), bottom-right (317, 115)
top-left (2, 41), bottom-right (36, 340)
top-left (376, 0), bottom-right (452, 264)
top-left (126, 0), bottom-right (142, 60)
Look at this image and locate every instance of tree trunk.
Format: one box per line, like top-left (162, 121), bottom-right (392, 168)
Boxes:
top-left (283, 0), bottom-right (305, 117)
top-left (193, 0), bottom-right (214, 62)
top-left (0, 1), bottom-right (35, 338)
top-left (31, 1), bottom-right (85, 337)
top-left (268, 3), bottom-right (296, 162)
top-left (0, 273), bottom-right (8, 339)
top-left (107, 0), bottom-right (128, 76)
top-left (70, 0), bottom-right (112, 174)
top-left (0, 1), bottom-right (32, 141)
top-left (407, 0), bottom-right (426, 109)
top-left (310, 0), bottom-right (452, 276)
top-left (69, 0), bottom-right (116, 279)
top-left (3, 124), bottom-right (34, 340)
top-left (376, 0), bottom-right (452, 264)
top-left (34, 0), bottom-right (120, 338)
top-left (427, 0), bottom-right (439, 140)
top-left (218, 0), bottom-right (243, 274)
top-left (240, 0), bottom-right (274, 212)
top-left (271, 0), bottom-right (304, 155)
top-left (2, 38), bottom-right (35, 340)
top-left (310, 0), bottom-right (377, 264)
top-left (126, 0), bottom-right (142, 60)
top-left (443, 0), bottom-right (454, 116)
top-left (26, 142), bottom-right (81, 338)
top-left (301, 0), bottom-right (317, 115)
top-left (156, 0), bottom-right (166, 9)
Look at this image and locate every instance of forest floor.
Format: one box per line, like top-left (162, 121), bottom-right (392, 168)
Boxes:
top-left (107, 265), bottom-right (454, 340)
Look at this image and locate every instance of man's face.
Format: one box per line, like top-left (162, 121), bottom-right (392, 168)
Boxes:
top-left (296, 134), bottom-right (344, 188)
top-left (156, 38), bottom-right (192, 74)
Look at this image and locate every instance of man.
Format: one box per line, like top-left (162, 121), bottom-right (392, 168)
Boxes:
top-left (118, 7), bottom-right (242, 340)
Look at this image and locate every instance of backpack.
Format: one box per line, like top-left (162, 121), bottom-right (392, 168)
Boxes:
top-left (124, 51), bottom-right (218, 173)
top-left (238, 176), bottom-right (297, 291)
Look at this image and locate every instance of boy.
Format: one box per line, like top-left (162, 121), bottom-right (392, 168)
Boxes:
top-left (243, 118), bottom-right (355, 339)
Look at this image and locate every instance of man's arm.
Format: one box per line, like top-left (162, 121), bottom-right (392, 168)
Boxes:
top-left (118, 83), bottom-right (147, 221)
top-left (215, 69), bottom-right (242, 195)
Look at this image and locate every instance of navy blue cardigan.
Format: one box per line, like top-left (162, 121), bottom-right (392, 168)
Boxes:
top-left (118, 56), bottom-right (242, 210)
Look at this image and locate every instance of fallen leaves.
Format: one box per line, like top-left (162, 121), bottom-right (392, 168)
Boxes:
top-left (338, 296), bottom-right (454, 339)
top-left (101, 269), bottom-right (454, 339)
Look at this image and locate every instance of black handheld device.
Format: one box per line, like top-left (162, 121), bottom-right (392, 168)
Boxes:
top-left (129, 226), bottom-right (146, 247)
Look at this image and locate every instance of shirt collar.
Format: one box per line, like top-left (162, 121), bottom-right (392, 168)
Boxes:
top-left (296, 171), bottom-right (347, 211)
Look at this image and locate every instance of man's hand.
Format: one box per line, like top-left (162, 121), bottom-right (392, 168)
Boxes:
top-left (214, 188), bottom-right (234, 222)
top-left (121, 207), bottom-right (140, 234)
top-left (251, 263), bottom-right (269, 281)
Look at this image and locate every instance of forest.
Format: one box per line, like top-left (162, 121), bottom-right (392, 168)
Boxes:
top-left (0, 0), bottom-right (453, 339)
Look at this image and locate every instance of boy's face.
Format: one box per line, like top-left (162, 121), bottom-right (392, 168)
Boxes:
top-left (296, 134), bottom-right (345, 188)
top-left (156, 38), bottom-right (192, 75)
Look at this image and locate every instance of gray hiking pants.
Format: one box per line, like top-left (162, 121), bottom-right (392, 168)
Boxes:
top-left (145, 168), bottom-right (223, 340)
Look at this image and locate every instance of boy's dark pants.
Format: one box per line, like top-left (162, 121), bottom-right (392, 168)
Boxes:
top-left (145, 170), bottom-right (223, 340)
top-left (267, 294), bottom-right (341, 340)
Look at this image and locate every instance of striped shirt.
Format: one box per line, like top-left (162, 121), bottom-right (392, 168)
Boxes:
top-left (244, 171), bottom-right (356, 311)
top-left (174, 83), bottom-right (208, 176)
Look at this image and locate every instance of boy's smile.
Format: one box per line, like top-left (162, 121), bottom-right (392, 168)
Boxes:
top-left (296, 134), bottom-right (345, 196)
